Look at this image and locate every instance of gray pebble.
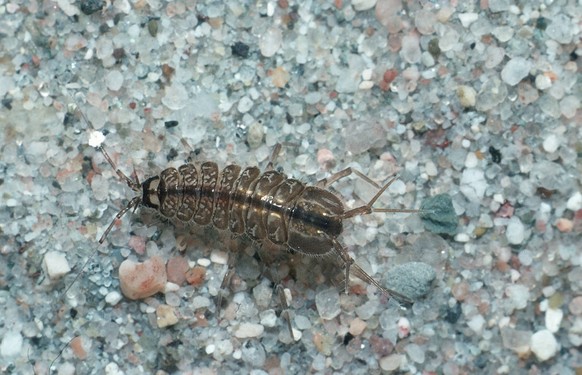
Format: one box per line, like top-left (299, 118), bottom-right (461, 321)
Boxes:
top-left (420, 193), bottom-right (458, 235)
top-left (385, 262), bottom-right (436, 300)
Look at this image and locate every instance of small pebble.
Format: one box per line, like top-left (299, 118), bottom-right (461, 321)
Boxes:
top-left (79, 0), bottom-right (104, 15)
top-left (164, 282), bottom-right (180, 293)
top-left (567, 192), bottom-right (582, 211)
top-left (270, 66), bottom-right (290, 88)
top-left (57, 0), bottom-right (79, 16)
top-left (488, 0), bottom-right (510, 12)
top-left (234, 323), bottom-right (264, 338)
top-left (457, 85), bottom-right (476, 107)
top-left (484, 46), bottom-right (505, 70)
top-left (70, 336), bottom-right (88, 360)
top-left (105, 362), bottom-right (122, 374)
top-left (421, 51), bottom-right (435, 67)
top-left (464, 152), bottom-right (479, 168)
top-left (535, 74), bottom-right (552, 90)
top-left (454, 233), bottom-right (470, 242)
top-left (569, 296), bottom-right (582, 315)
top-left (385, 262), bottom-right (436, 300)
top-left (64, 34), bottom-right (87, 52)
top-left (166, 256), bottom-right (189, 286)
top-left (147, 19), bottom-right (158, 37)
top-left (506, 216), bottom-right (525, 245)
top-left (6, 2), bottom-right (18, 13)
top-left (105, 291), bottom-right (122, 305)
top-left (0, 330), bottom-right (23, 357)
top-left (468, 314), bottom-right (486, 335)
top-left (294, 315), bottom-right (311, 330)
top-left (405, 343), bottom-right (425, 363)
top-left (215, 340), bottom-right (234, 356)
top-left (361, 69), bottom-right (373, 81)
top-left (443, 302), bottom-right (463, 324)
top-left (237, 96), bottom-right (253, 113)
top-left (500, 327), bottom-right (531, 356)
top-left (315, 287), bottom-right (341, 320)
top-left (304, 92), bottom-right (321, 105)
top-left (252, 282), bottom-right (273, 308)
top-left (260, 310), bottom-right (277, 327)
top-left (560, 95), bottom-right (580, 119)
top-left (501, 57), bottom-right (532, 86)
top-left (210, 249), bottom-right (228, 265)
top-left (88, 130), bottom-right (106, 148)
top-left (197, 258), bottom-right (211, 267)
top-left (118, 256), bottom-right (167, 300)
top-left (545, 13), bottom-right (573, 44)
top-left (358, 81), bottom-right (374, 90)
top-left (352, 0), bottom-right (376, 11)
top-left (259, 27), bottom-right (282, 57)
top-left (401, 34), bottom-right (421, 64)
top-left (542, 134), bottom-right (559, 153)
top-left (379, 353), bottom-right (404, 371)
top-left (397, 317), bottom-right (410, 338)
top-left (156, 304), bottom-right (179, 328)
top-left (505, 284), bottom-right (529, 310)
top-left (518, 82), bottom-right (539, 105)
top-left (458, 12), bottom-right (478, 27)
top-left (555, 218), bottom-right (573, 232)
top-left (43, 251), bottom-right (71, 280)
top-left (545, 308), bottom-right (563, 333)
top-left (517, 250), bottom-right (533, 266)
top-left (530, 330), bottom-right (558, 361)
top-left (492, 26), bottom-right (514, 42)
top-left (414, 10), bottom-right (436, 35)
top-left (316, 148), bottom-right (335, 169)
top-left (349, 318), bottom-right (367, 336)
top-left (190, 296), bottom-right (211, 310)
top-left (424, 160), bottom-right (437, 176)
top-left (420, 194), bottom-right (458, 235)
top-left (375, 0), bottom-right (403, 32)
top-left (185, 266), bottom-right (206, 286)
top-left (246, 121), bottom-right (264, 149)
top-left (231, 41), bottom-right (250, 58)
top-left (162, 82), bottom-right (188, 110)
top-left (460, 168), bottom-right (487, 202)
top-left (105, 70), bottom-right (123, 91)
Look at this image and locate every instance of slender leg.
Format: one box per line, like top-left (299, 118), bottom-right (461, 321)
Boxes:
top-left (98, 146), bottom-right (141, 191)
top-left (216, 243), bottom-right (239, 317)
top-left (264, 141), bottom-right (301, 171)
top-left (341, 174), bottom-right (418, 219)
top-left (255, 242), bottom-right (295, 339)
top-left (317, 168), bottom-right (418, 218)
top-left (316, 167), bottom-right (380, 189)
top-left (276, 284), bottom-right (295, 340)
top-left (265, 143), bottom-right (282, 171)
top-left (331, 239), bottom-right (412, 305)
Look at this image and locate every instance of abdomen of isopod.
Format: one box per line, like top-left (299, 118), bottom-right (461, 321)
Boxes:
top-left (140, 163), bottom-right (345, 256)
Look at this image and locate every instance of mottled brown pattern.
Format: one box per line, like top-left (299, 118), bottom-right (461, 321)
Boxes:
top-left (140, 162), bottom-right (344, 254)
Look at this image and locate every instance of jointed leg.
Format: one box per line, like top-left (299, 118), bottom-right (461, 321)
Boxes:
top-left (332, 239), bottom-right (412, 304)
top-left (216, 241), bottom-right (240, 316)
top-left (98, 146), bottom-right (141, 191)
top-left (316, 167), bottom-right (381, 189)
top-left (265, 143), bottom-right (282, 171)
top-left (342, 174), bottom-right (418, 219)
top-left (276, 284), bottom-right (295, 340)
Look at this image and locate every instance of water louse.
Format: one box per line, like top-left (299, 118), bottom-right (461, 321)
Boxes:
top-left (94, 137), bottom-right (417, 305)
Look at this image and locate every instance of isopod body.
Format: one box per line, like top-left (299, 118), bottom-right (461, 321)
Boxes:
top-left (98, 143), bottom-right (415, 303)
top-left (145, 163), bottom-right (343, 256)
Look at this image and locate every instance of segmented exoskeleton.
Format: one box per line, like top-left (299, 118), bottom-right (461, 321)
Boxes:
top-left (97, 143), bottom-right (416, 304)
